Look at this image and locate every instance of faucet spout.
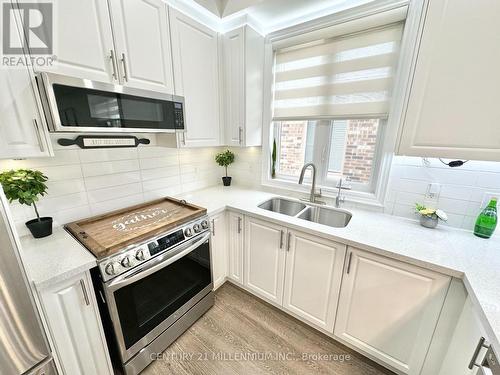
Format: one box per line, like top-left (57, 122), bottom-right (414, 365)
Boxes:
top-left (298, 163), bottom-right (322, 204)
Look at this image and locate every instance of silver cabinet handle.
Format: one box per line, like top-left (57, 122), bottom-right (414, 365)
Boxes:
top-left (468, 337), bottom-right (490, 369)
top-left (237, 217), bottom-right (242, 233)
top-left (32, 119), bottom-right (44, 152)
top-left (109, 50), bottom-right (118, 81)
top-left (279, 230), bottom-right (284, 249)
top-left (121, 53), bottom-right (129, 82)
top-left (286, 232), bottom-right (291, 251)
top-left (238, 126), bottom-right (243, 144)
top-left (211, 219), bottom-right (215, 236)
top-left (346, 252), bottom-right (353, 274)
top-left (182, 132), bottom-right (186, 146)
top-left (80, 279), bottom-right (90, 306)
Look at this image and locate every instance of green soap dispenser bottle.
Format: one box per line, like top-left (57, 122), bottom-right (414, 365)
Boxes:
top-left (474, 198), bottom-right (497, 238)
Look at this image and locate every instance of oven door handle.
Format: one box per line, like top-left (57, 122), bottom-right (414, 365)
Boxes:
top-left (107, 232), bottom-right (210, 291)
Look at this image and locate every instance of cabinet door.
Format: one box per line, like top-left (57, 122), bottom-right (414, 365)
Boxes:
top-left (438, 297), bottom-right (488, 375)
top-left (334, 247), bottom-right (450, 375)
top-left (227, 212), bottom-right (244, 284)
top-left (169, 8), bottom-right (221, 147)
top-left (283, 230), bottom-right (346, 332)
top-left (0, 5), bottom-right (52, 159)
top-left (39, 272), bottom-right (113, 375)
top-left (210, 212), bottom-right (227, 290)
top-left (397, 0), bottom-right (500, 161)
top-left (223, 27), bottom-right (245, 146)
top-left (33, 0), bottom-right (116, 83)
top-left (244, 217), bottom-right (286, 305)
top-left (109, 0), bottom-right (174, 92)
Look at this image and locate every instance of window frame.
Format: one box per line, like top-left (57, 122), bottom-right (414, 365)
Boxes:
top-left (260, 1), bottom-right (414, 207)
top-left (272, 118), bottom-right (386, 193)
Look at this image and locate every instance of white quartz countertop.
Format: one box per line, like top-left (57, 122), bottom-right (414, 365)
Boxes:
top-left (18, 185), bottom-right (500, 354)
top-left (20, 227), bottom-right (96, 289)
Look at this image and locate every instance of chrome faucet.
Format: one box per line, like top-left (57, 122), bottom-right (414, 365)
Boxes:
top-left (298, 163), bottom-right (324, 204)
top-left (335, 177), bottom-right (352, 208)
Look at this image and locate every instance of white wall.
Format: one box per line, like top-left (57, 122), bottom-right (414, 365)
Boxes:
top-left (385, 156), bottom-right (500, 230)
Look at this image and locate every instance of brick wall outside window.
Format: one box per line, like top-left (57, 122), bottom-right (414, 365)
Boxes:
top-left (276, 119), bottom-right (379, 183)
top-left (342, 119), bottom-right (379, 183)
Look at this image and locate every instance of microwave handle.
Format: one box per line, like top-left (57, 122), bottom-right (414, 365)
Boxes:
top-left (107, 232), bottom-right (210, 291)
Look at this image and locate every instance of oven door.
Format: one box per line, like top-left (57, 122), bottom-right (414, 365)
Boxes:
top-left (38, 72), bottom-right (185, 133)
top-left (104, 231), bottom-right (212, 363)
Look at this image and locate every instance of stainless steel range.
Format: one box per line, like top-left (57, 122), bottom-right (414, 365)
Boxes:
top-left (89, 214), bottom-right (214, 375)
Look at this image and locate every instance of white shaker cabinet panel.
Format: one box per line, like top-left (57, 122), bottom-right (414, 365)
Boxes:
top-left (38, 271), bottom-right (113, 375)
top-left (227, 211), bottom-right (244, 284)
top-left (334, 247), bottom-right (450, 374)
top-left (223, 26), bottom-right (264, 147)
top-left (397, 0), bottom-right (500, 161)
top-left (244, 216), bottom-right (286, 305)
top-left (283, 230), bottom-right (346, 332)
top-left (0, 4), bottom-right (52, 159)
top-left (169, 8), bottom-right (221, 147)
top-left (33, 0), bottom-right (116, 83)
top-left (109, 0), bottom-right (174, 92)
top-left (210, 212), bottom-right (227, 290)
top-left (438, 297), bottom-right (489, 375)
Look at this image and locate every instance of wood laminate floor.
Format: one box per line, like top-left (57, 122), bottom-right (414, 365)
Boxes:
top-left (143, 283), bottom-right (395, 375)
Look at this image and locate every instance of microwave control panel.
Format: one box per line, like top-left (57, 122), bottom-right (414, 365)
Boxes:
top-left (174, 102), bottom-right (184, 130)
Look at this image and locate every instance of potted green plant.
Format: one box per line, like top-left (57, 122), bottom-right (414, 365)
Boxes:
top-left (0, 169), bottom-right (52, 238)
top-left (215, 149), bottom-right (235, 186)
top-left (415, 203), bottom-right (448, 229)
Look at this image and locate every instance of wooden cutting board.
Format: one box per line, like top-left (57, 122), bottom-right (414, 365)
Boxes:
top-left (65, 197), bottom-right (206, 259)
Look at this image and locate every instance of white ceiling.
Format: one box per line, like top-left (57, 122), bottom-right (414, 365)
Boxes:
top-left (191, 0), bottom-right (375, 34)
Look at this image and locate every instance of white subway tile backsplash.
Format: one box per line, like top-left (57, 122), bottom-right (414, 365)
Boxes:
top-left (81, 159), bottom-right (140, 177)
top-left (87, 182), bottom-right (143, 204)
top-left (0, 136), bottom-right (228, 229)
top-left (84, 171), bottom-right (142, 191)
top-left (78, 148), bottom-right (138, 163)
top-left (388, 156), bottom-right (500, 230)
top-left (90, 193), bottom-right (145, 216)
top-left (37, 165), bottom-right (83, 181)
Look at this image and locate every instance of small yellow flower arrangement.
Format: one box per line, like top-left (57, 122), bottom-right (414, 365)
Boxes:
top-left (415, 203), bottom-right (448, 228)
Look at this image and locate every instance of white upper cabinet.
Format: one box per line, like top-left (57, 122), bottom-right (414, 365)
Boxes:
top-left (108, 0), bottom-right (174, 92)
top-left (397, 0), bottom-right (500, 161)
top-left (334, 247), bottom-right (450, 375)
top-left (169, 8), bottom-right (222, 147)
top-left (244, 216), bottom-right (286, 305)
top-left (223, 26), bottom-right (264, 147)
top-left (34, 0), bottom-right (116, 83)
top-left (283, 230), bottom-right (345, 332)
top-left (0, 4), bottom-right (52, 159)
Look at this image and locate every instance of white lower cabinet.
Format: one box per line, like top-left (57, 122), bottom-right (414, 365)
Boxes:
top-left (334, 247), bottom-right (451, 375)
top-left (38, 271), bottom-right (113, 375)
top-left (210, 212), bottom-right (227, 290)
top-left (438, 296), bottom-right (489, 375)
top-left (244, 216), bottom-right (286, 305)
top-left (283, 230), bottom-right (346, 332)
top-left (227, 211), bottom-right (244, 284)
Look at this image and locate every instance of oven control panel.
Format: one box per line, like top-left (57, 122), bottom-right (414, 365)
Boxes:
top-left (99, 216), bottom-right (210, 282)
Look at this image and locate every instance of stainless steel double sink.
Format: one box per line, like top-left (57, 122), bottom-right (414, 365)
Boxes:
top-left (258, 197), bottom-right (352, 228)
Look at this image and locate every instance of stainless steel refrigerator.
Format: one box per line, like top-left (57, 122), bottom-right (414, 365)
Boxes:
top-left (0, 190), bottom-right (56, 375)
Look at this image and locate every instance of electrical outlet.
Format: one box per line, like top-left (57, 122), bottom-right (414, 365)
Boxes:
top-left (425, 183), bottom-right (441, 199)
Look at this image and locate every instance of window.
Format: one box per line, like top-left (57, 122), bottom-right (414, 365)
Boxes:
top-left (274, 118), bottom-right (382, 191)
top-left (269, 22), bottom-right (403, 193)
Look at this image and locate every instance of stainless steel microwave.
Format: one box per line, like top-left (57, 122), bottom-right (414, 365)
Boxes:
top-left (37, 72), bottom-right (185, 133)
